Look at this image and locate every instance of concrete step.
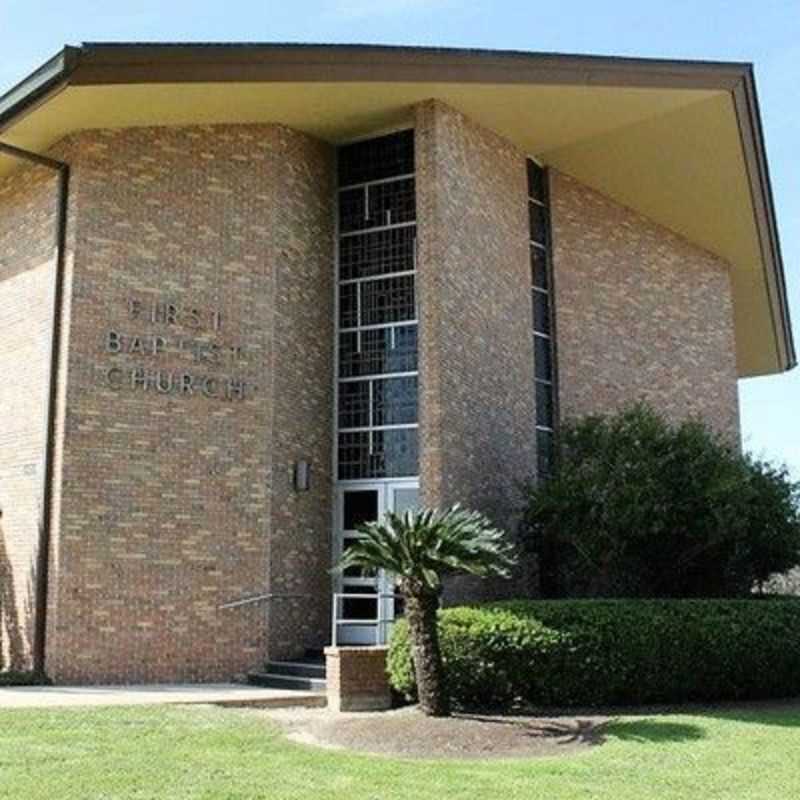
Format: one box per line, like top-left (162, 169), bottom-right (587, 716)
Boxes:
top-left (264, 660), bottom-right (326, 680)
top-left (212, 689), bottom-right (327, 709)
top-left (247, 672), bottom-right (327, 693)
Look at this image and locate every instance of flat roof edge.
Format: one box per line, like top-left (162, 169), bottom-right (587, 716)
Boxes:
top-left (0, 43), bottom-right (748, 112)
top-left (75, 41), bottom-right (752, 71)
top-left (76, 44), bottom-right (747, 90)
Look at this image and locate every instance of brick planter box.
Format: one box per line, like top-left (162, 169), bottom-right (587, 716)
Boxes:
top-left (324, 646), bottom-right (391, 712)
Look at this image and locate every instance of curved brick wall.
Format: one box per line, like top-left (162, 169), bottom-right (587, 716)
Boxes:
top-left (44, 124), bottom-right (335, 683)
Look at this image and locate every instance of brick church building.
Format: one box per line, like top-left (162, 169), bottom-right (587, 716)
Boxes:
top-left (0, 44), bottom-right (793, 684)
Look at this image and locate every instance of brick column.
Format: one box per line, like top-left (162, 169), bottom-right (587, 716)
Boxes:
top-left (414, 100), bottom-right (536, 604)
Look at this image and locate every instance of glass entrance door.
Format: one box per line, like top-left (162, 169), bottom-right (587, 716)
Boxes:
top-left (333, 480), bottom-right (419, 645)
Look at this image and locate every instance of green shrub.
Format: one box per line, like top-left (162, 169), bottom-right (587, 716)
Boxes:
top-left (387, 598), bottom-right (800, 708)
top-left (523, 404), bottom-right (800, 598)
top-left (0, 670), bottom-right (49, 687)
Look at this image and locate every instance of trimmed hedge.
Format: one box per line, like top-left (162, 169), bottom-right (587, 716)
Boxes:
top-left (387, 599), bottom-right (800, 708)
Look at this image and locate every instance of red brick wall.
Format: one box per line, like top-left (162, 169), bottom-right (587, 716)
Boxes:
top-left (43, 125), bottom-right (334, 683)
top-left (551, 170), bottom-right (740, 438)
top-left (0, 163), bottom-right (59, 672)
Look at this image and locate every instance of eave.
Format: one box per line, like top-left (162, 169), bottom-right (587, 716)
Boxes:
top-left (0, 43), bottom-right (793, 378)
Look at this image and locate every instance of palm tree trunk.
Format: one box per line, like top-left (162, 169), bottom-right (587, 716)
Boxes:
top-left (404, 589), bottom-right (450, 717)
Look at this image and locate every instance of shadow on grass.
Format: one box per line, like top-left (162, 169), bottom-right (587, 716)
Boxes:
top-left (457, 714), bottom-right (610, 746)
top-left (503, 697), bottom-right (800, 731)
top-left (594, 700), bottom-right (800, 731)
top-left (456, 701), bottom-right (800, 744)
top-left (700, 701), bottom-right (800, 730)
top-left (604, 719), bottom-right (706, 743)
top-left (435, 713), bottom-right (707, 747)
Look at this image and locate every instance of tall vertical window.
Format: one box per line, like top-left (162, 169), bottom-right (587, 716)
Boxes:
top-left (336, 131), bottom-right (419, 480)
top-left (527, 159), bottom-right (558, 478)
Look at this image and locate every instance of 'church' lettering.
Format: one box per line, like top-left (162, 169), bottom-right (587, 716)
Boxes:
top-left (105, 367), bottom-right (251, 402)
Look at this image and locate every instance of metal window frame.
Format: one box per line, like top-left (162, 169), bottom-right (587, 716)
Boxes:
top-left (334, 161), bottom-right (420, 484)
top-left (527, 158), bottom-right (560, 474)
top-left (339, 220), bottom-right (416, 239)
top-left (338, 172), bottom-right (416, 193)
top-left (331, 132), bottom-right (421, 640)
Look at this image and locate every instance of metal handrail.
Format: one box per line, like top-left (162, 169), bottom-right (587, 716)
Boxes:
top-left (221, 590), bottom-right (403, 647)
top-left (331, 591), bottom-right (403, 646)
top-left (219, 593), bottom-right (311, 610)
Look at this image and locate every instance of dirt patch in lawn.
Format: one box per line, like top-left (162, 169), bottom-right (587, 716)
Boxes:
top-left (264, 705), bottom-right (611, 760)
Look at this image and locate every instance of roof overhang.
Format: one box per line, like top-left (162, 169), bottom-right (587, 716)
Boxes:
top-left (0, 43), bottom-right (793, 377)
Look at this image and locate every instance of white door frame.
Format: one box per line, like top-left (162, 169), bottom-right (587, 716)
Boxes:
top-left (332, 479), bottom-right (419, 645)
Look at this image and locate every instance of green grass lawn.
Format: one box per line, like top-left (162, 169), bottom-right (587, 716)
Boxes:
top-left (1, 702), bottom-right (799, 800)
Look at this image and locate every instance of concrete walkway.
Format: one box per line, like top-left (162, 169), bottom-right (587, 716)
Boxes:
top-left (0, 683), bottom-right (326, 710)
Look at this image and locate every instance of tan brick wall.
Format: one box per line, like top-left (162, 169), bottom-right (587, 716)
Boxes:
top-left (43, 125), bottom-right (334, 683)
top-left (415, 101), bottom-right (537, 602)
top-left (265, 130), bottom-right (335, 661)
top-left (551, 170), bottom-right (740, 438)
top-left (0, 112), bottom-right (744, 682)
top-left (0, 164), bottom-right (59, 672)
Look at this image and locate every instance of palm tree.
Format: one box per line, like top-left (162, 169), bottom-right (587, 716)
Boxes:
top-left (335, 505), bottom-right (516, 717)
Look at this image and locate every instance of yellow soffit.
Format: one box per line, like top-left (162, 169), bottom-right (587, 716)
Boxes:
top-left (1, 81), bottom-right (718, 155)
top-left (0, 67), bottom-right (791, 378)
top-left (544, 91), bottom-right (773, 379)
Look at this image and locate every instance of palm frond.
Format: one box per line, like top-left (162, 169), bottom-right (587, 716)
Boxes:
top-left (333, 504), bottom-right (517, 592)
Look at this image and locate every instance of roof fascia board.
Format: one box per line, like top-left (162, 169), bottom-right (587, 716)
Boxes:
top-left (0, 45), bottom-right (747, 134)
top-left (68, 44), bottom-right (746, 90)
top-left (0, 47), bottom-right (78, 130)
top-left (732, 70), bottom-right (796, 371)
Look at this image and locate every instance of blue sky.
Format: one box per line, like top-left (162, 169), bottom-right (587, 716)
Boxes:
top-left (2, 0), bottom-right (798, 475)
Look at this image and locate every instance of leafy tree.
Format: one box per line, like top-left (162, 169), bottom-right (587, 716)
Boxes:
top-left (336, 505), bottom-right (516, 717)
top-left (524, 403), bottom-right (800, 598)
